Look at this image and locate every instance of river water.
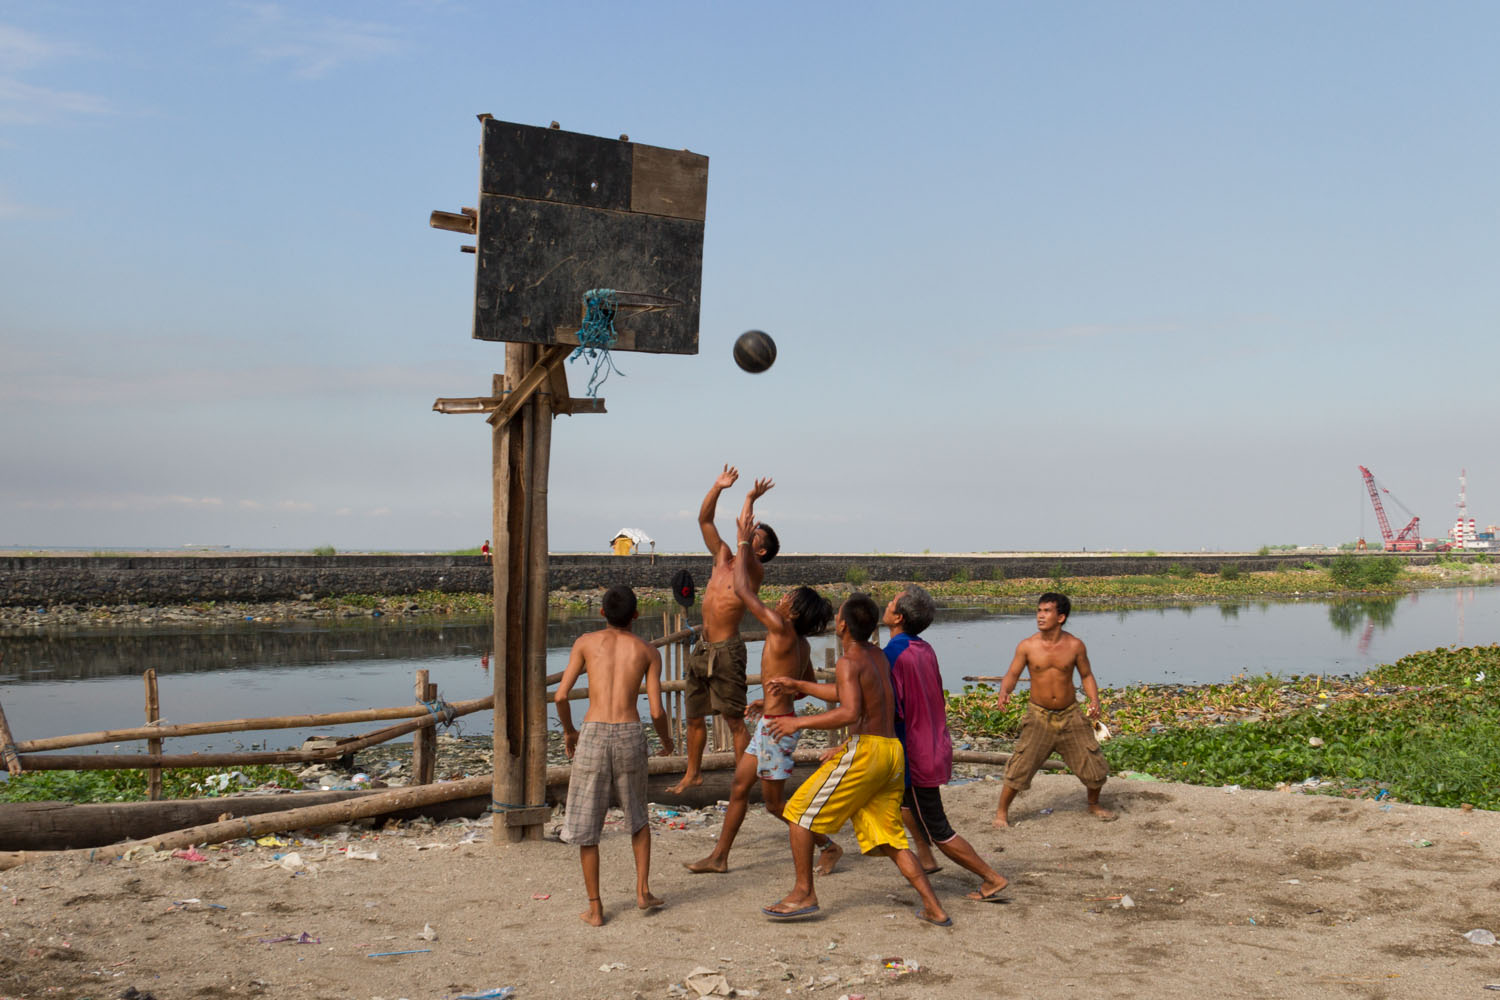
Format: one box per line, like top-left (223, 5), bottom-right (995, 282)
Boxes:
top-left (1, 587), bottom-right (1495, 759)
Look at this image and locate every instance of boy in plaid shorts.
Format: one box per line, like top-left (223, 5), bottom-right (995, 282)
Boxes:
top-left (555, 586), bottom-right (675, 926)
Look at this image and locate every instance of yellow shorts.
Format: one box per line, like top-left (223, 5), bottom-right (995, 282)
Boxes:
top-left (783, 734), bottom-right (909, 854)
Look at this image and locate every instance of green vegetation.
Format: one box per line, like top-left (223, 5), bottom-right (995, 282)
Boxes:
top-left (312, 545), bottom-right (337, 556)
top-left (1165, 563), bottom-right (1195, 579)
top-left (844, 565), bottom-right (869, 586)
top-left (949, 646), bottom-right (1500, 810)
top-left (1328, 553), bottom-right (1402, 589)
top-left (448, 546), bottom-right (484, 556)
top-left (950, 566), bottom-right (970, 584)
top-left (1218, 561), bottom-right (1242, 581)
top-left (0, 765), bottom-right (302, 804)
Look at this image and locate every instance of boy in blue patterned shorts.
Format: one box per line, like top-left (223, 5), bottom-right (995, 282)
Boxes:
top-left (685, 506), bottom-right (843, 874)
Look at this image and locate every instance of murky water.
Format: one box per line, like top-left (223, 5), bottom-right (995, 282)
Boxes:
top-left (1, 587), bottom-right (1495, 758)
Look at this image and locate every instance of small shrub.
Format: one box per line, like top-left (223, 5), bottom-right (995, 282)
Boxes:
top-left (1476, 553), bottom-right (1493, 565)
top-left (988, 564), bottom-right (1005, 581)
top-left (844, 565), bottom-right (868, 586)
top-left (1218, 562), bottom-right (1242, 581)
top-left (1257, 545), bottom-right (1271, 557)
top-left (1166, 563), bottom-right (1195, 579)
top-left (951, 566), bottom-right (970, 583)
top-left (1329, 553), bottom-right (1361, 587)
top-left (1359, 555), bottom-right (1401, 586)
top-left (312, 545), bottom-right (337, 556)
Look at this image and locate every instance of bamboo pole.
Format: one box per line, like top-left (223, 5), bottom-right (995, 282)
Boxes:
top-left (144, 669), bottom-right (162, 801)
top-left (14, 696), bottom-right (491, 773)
top-left (494, 345), bottom-right (529, 845)
top-left (522, 374), bottom-right (552, 840)
top-left (14, 698), bottom-right (494, 755)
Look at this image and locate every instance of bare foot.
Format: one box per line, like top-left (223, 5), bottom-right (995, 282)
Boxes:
top-left (580, 898), bottom-right (604, 927)
top-left (814, 840), bottom-right (843, 876)
top-left (965, 875), bottom-right (1009, 902)
top-left (637, 892), bottom-right (665, 910)
top-left (665, 775), bottom-right (703, 796)
top-left (992, 813), bottom-right (1011, 829)
top-left (1089, 803), bottom-right (1117, 822)
top-left (684, 856), bottom-right (728, 874)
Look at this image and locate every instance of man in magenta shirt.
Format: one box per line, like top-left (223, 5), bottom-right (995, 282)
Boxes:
top-left (883, 585), bottom-right (1009, 902)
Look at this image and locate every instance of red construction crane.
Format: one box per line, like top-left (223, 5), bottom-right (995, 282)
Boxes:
top-left (1358, 465), bottom-right (1422, 551)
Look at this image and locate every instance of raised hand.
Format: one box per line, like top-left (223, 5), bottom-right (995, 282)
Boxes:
top-left (747, 476), bottom-right (774, 501)
top-left (715, 464), bottom-right (740, 490)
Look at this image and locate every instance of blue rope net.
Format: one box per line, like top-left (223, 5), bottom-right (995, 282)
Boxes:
top-left (569, 288), bottom-right (624, 397)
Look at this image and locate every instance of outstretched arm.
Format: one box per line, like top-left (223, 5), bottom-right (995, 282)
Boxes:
top-left (766, 662), bottom-right (861, 738)
top-left (996, 643), bottom-right (1029, 710)
top-left (733, 506), bottom-right (784, 632)
top-left (699, 465), bottom-right (739, 556)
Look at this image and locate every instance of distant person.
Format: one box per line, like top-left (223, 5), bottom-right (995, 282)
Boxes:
top-left (684, 513), bottom-right (841, 875)
top-left (554, 585), bottom-right (676, 926)
top-left (480, 539), bottom-right (491, 560)
top-left (883, 585), bottom-right (1009, 901)
top-left (666, 466), bottom-right (779, 796)
top-left (763, 594), bottom-right (950, 926)
top-left (992, 592), bottom-right (1113, 827)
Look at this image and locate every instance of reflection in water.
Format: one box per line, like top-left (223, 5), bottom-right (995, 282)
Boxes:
top-left (1219, 604), bottom-right (1241, 620)
top-left (1327, 597), bottom-right (1400, 637)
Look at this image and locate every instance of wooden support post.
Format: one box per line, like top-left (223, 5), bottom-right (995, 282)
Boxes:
top-left (144, 669), bottom-right (162, 801)
top-left (0, 682), bottom-right (23, 777)
top-left (412, 669), bottom-right (435, 786)
top-left (521, 368), bottom-right (552, 840)
top-left (493, 347), bottom-right (527, 845)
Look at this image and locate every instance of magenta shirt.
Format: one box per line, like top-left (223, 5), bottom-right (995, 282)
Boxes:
top-left (885, 633), bottom-right (954, 787)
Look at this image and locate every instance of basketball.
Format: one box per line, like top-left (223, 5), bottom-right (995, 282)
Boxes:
top-left (733, 330), bottom-right (777, 373)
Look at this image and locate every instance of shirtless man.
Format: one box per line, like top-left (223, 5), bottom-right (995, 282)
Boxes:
top-left (666, 466), bottom-right (780, 796)
top-left (992, 592), bottom-right (1113, 828)
top-left (762, 594), bottom-right (950, 926)
top-left (684, 510), bottom-right (842, 875)
top-left (554, 585), bottom-right (676, 926)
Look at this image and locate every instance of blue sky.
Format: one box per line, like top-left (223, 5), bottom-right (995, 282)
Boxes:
top-left (3, 1), bottom-right (1497, 554)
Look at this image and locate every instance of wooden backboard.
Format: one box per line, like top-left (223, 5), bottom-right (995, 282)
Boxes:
top-left (472, 119), bottom-right (707, 355)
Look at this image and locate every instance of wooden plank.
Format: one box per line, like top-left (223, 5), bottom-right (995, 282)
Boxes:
top-left (486, 344), bottom-right (570, 428)
top-left (522, 375), bottom-right (552, 840)
top-left (631, 144), bottom-right (709, 221)
top-left (499, 805), bottom-right (552, 828)
top-left (411, 671), bottom-right (433, 786)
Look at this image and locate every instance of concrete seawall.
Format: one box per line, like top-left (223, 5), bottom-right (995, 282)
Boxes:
top-left (0, 551), bottom-right (1431, 606)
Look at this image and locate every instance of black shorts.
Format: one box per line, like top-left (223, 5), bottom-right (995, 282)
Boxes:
top-left (902, 784), bottom-right (956, 845)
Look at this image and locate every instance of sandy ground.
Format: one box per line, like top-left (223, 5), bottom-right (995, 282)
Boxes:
top-left (2, 773), bottom-right (1498, 1000)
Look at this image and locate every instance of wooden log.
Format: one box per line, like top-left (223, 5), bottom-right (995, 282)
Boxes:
top-left (0, 675), bottom-right (23, 777)
top-left (144, 669), bottom-right (162, 801)
top-left (14, 695), bottom-right (495, 754)
top-left (411, 670), bottom-right (434, 786)
top-left (0, 773), bottom-right (497, 870)
top-left (522, 373), bottom-right (553, 840)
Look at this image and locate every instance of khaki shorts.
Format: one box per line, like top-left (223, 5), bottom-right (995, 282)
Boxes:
top-left (560, 721), bottom-right (649, 846)
top-left (684, 635), bottom-right (748, 718)
top-left (1002, 702), bottom-right (1109, 792)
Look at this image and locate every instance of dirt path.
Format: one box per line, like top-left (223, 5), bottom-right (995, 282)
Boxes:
top-left (2, 774), bottom-right (1496, 999)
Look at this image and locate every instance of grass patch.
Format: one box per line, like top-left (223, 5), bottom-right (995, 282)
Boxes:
top-left (951, 645), bottom-right (1500, 809)
top-left (0, 765), bottom-right (302, 803)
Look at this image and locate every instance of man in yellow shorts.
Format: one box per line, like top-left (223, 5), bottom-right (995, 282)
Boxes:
top-left (763, 594), bottom-right (951, 926)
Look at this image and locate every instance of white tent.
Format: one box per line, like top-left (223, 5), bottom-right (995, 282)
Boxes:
top-left (610, 528), bottom-right (655, 552)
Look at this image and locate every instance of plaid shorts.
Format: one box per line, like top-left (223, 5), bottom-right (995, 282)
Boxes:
top-left (561, 722), bottom-right (649, 846)
top-left (1002, 702), bottom-right (1109, 792)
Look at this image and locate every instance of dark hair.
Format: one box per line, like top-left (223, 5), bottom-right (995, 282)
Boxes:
top-left (1038, 591), bottom-right (1071, 621)
top-left (894, 584), bottom-right (936, 635)
top-left (840, 592), bottom-right (880, 642)
top-left (789, 586), bottom-right (834, 637)
top-left (602, 585), bottom-right (638, 627)
top-left (755, 523), bottom-right (780, 562)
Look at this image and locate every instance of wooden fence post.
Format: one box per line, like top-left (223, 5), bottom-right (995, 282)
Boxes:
top-left (144, 669), bottom-right (161, 801)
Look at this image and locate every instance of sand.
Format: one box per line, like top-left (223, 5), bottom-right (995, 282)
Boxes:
top-left (2, 773), bottom-right (1497, 1000)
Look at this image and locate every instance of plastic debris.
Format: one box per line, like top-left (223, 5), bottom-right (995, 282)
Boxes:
top-left (171, 848), bottom-right (209, 862)
top-left (880, 958), bottom-right (920, 977)
top-left (345, 849), bottom-right (380, 861)
top-left (1463, 929), bottom-right (1497, 946)
top-left (418, 923), bottom-right (438, 941)
top-left (366, 948), bottom-right (430, 957)
top-left (600, 961), bottom-right (627, 971)
top-left (259, 932), bottom-right (320, 945)
top-left (684, 966), bottom-right (735, 997)
top-left (1120, 895), bottom-right (1136, 909)
top-left (257, 836), bottom-right (289, 848)
top-left (457, 990), bottom-right (515, 1000)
